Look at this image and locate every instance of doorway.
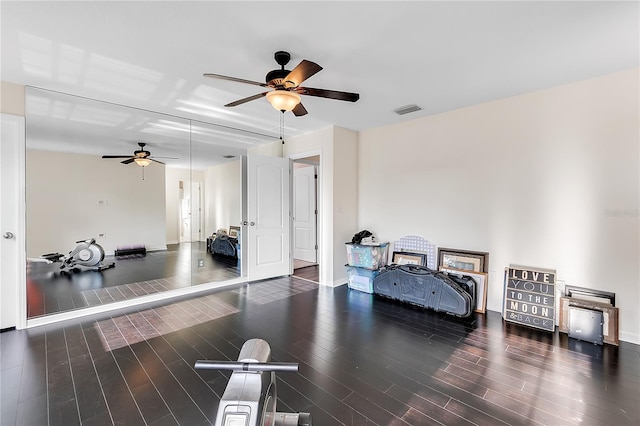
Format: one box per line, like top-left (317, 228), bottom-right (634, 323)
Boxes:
top-left (179, 180), bottom-right (203, 243)
top-left (292, 156), bottom-right (319, 283)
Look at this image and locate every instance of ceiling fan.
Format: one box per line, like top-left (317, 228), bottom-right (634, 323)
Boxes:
top-left (101, 142), bottom-right (176, 167)
top-left (204, 51), bottom-right (360, 116)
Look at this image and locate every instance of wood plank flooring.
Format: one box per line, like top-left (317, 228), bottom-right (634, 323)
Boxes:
top-left (2, 276), bottom-right (639, 425)
top-left (292, 264), bottom-right (319, 283)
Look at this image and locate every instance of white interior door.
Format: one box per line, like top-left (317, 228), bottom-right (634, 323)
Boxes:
top-left (245, 155), bottom-right (290, 281)
top-left (1, 114), bottom-right (26, 330)
top-left (179, 181), bottom-right (190, 243)
top-left (191, 181), bottom-right (202, 242)
top-left (293, 165), bottom-right (317, 263)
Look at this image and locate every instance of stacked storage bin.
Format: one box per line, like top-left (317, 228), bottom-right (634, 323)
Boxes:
top-left (345, 242), bottom-right (390, 293)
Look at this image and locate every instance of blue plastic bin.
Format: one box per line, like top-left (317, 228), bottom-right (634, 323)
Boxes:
top-left (346, 266), bottom-right (381, 293)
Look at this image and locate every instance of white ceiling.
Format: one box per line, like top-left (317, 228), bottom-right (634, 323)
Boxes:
top-left (2, 1), bottom-right (638, 169)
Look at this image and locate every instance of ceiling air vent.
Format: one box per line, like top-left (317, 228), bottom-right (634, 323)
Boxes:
top-left (393, 104), bottom-right (422, 115)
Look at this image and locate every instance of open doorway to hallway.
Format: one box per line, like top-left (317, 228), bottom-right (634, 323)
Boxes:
top-left (292, 156), bottom-right (319, 283)
top-left (179, 180), bottom-right (203, 243)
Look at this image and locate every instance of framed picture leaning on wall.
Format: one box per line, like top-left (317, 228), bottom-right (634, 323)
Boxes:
top-left (392, 251), bottom-right (427, 266)
top-left (229, 226), bottom-right (240, 238)
top-left (437, 247), bottom-right (489, 273)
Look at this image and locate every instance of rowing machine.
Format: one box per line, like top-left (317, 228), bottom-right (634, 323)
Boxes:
top-left (195, 338), bottom-right (312, 426)
top-left (41, 238), bottom-right (115, 272)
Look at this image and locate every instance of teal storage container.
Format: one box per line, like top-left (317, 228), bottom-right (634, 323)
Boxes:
top-left (345, 242), bottom-right (389, 270)
top-left (346, 266), bottom-right (381, 293)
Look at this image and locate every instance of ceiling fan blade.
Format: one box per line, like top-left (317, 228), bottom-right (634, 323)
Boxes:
top-left (121, 158), bottom-right (135, 164)
top-left (150, 158), bottom-right (166, 165)
top-left (204, 73), bottom-right (269, 88)
top-left (284, 60), bottom-right (323, 88)
top-left (225, 92), bottom-right (269, 107)
top-left (296, 86), bottom-right (360, 102)
top-left (102, 155), bottom-right (133, 159)
top-left (292, 103), bottom-right (308, 117)
top-left (151, 156), bottom-right (178, 160)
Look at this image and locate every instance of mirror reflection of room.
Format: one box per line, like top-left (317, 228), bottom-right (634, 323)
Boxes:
top-left (24, 87), bottom-right (256, 318)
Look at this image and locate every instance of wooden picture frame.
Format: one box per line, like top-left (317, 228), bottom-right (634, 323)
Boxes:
top-left (440, 267), bottom-right (488, 313)
top-left (437, 248), bottom-right (488, 273)
top-left (564, 285), bottom-right (615, 306)
top-left (558, 296), bottom-right (619, 345)
top-left (392, 251), bottom-right (427, 266)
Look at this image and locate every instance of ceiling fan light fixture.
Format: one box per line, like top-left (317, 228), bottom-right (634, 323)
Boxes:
top-left (266, 90), bottom-right (301, 112)
top-left (134, 158), bottom-right (152, 167)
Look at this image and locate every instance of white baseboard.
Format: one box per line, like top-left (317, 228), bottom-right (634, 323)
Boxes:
top-left (319, 278), bottom-right (347, 288)
top-left (619, 331), bottom-right (640, 345)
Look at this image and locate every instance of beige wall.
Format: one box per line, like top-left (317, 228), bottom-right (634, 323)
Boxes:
top-left (331, 127), bottom-right (358, 281)
top-left (0, 81), bottom-right (25, 115)
top-left (250, 140), bottom-right (283, 157)
top-left (204, 160), bottom-right (242, 236)
top-left (358, 68), bottom-right (640, 343)
top-left (27, 150), bottom-right (167, 256)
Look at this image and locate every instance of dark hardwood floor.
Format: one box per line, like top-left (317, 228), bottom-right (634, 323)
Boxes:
top-left (1, 276), bottom-right (639, 425)
top-left (292, 264), bottom-right (319, 283)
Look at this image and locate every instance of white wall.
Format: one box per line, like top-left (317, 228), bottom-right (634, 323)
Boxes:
top-left (204, 160), bottom-right (242, 236)
top-left (26, 150), bottom-right (167, 256)
top-left (357, 68), bottom-right (640, 344)
top-left (165, 168), bottom-right (205, 243)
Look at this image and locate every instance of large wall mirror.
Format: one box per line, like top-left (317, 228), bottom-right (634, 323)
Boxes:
top-left (25, 87), bottom-right (273, 318)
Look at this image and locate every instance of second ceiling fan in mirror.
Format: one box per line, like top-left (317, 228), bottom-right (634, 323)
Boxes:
top-left (102, 142), bottom-right (176, 167)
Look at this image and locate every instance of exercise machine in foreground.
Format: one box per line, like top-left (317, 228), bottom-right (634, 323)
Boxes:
top-left (195, 338), bottom-right (312, 426)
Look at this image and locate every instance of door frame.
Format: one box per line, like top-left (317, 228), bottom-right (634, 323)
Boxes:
top-left (288, 150), bottom-right (322, 282)
top-left (292, 163), bottom-right (318, 263)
